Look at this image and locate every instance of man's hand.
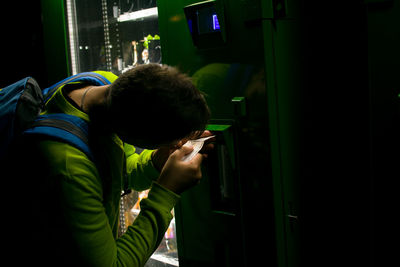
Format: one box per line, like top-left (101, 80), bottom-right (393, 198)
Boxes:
top-left (151, 130), bottom-right (215, 172)
top-left (156, 145), bottom-right (204, 194)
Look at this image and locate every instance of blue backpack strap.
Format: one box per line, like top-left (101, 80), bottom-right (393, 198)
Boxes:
top-left (43, 72), bottom-right (112, 102)
top-left (24, 114), bottom-right (93, 161)
top-left (0, 77), bottom-right (44, 160)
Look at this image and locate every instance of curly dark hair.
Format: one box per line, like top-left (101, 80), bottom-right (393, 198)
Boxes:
top-left (95, 64), bottom-right (210, 148)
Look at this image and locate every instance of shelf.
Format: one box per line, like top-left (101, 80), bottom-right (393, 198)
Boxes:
top-left (149, 253), bottom-right (179, 267)
top-left (118, 7), bottom-right (158, 22)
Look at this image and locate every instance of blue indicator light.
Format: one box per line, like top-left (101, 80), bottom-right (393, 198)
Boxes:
top-left (213, 14), bottom-right (220, 30)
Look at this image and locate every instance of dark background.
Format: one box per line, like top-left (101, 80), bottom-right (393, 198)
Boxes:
top-left (0, 1), bottom-right (47, 87)
top-left (2, 0), bottom-right (393, 266)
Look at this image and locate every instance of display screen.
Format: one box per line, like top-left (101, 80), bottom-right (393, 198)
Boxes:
top-left (197, 6), bottom-right (221, 34)
top-left (184, 0), bottom-right (225, 48)
top-left (213, 14), bottom-right (220, 30)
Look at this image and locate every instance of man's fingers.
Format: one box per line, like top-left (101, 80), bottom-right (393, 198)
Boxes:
top-left (171, 144), bottom-right (194, 159)
top-left (190, 152), bottom-right (204, 165)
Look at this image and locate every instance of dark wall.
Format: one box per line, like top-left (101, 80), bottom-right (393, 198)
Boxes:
top-left (367, 1), bottom-right (399, 266)
top-left (0, 1), bottom-right (47, 88)
top-left (302, 1), bottom-right (373, 266)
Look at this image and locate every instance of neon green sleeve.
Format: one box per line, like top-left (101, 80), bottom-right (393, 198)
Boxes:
top-left (39, 140), bottom-right (179, 266)
top-left (124, 143), bottom-right (160, 191)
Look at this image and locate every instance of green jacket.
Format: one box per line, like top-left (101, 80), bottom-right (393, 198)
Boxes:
top-left (33, 71), bottom-right (180, 266)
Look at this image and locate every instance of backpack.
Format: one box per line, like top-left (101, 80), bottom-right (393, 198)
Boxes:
top-left (0, 72), bottom-right (112, 161)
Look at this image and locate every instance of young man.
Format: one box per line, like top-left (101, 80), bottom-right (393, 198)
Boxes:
top-left (5, 64), bottom-right (212, 266)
